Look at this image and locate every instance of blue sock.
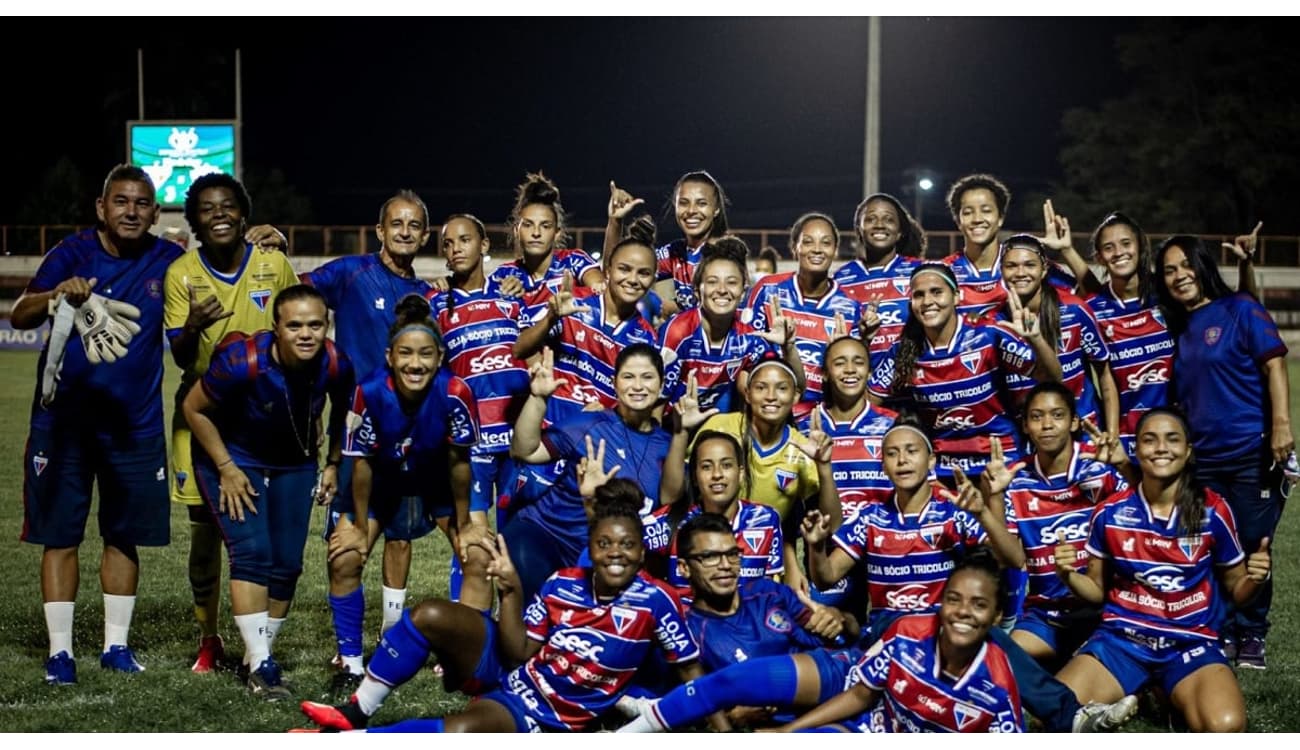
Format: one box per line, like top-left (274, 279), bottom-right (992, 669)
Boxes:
top-left (448, 553), bottom-right (464, 602)
top-left (329, 588), bottom-right (366, 659)
top-left (652, 655), bottom-right (801, 729)
top-left (368, 717), bottom-right (444, 733)
top-left (366, 612), bottom-right (432, 688)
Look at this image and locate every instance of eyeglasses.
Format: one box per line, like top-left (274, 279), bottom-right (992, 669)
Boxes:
top-left (685, 548), bottom-right (742, 567)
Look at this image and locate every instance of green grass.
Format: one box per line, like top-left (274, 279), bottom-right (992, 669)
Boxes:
top-left (0, 349), bottom-right (1296, 731)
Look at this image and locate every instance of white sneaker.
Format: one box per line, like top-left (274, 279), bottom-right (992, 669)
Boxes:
top-left (1073, 695), bottom-right (1139, 732)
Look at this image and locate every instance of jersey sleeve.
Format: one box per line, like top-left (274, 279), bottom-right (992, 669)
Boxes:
top-left (868, 341), bottom-right (900, 398)
top-left (1208, 497), bottom-right (1247, 567)
top-left (342, 386), bottom-right (377, 458)
top-left (1084, 501), bottom-right (1112, 560)
top-left (956, 509), bottom-right (989, 548)
top-left (855, 624), bottom-right (898, 691)
top-left (651, 587), bottom-right (701, 664)
top-left (563, 249), bottom-right (601, 283)
top-left (1238, 295), bottom-right (1288, 364)
top-left (1075, 303), bottom-right (1111, 363)
top-left (524, 577), bottom-right (556, 642)
top-left (766, 511), bottom-right (786, 575)
top-left (300, 257), bottom-right (346, 307)
top-left (990, 324), bottom-right (1037, 377)
top-left (744, 282), bottom-right (774, 331)
top-left (444, 375), bottom-right (481, 447)
top-left (832, 513), bottom-right (869, 561)
top-left (163, 259), bottom-right (192, 338)
top-left (200, 339), bottom-right (253, 404)
top-left (540, 411), bottom-right (599, 462)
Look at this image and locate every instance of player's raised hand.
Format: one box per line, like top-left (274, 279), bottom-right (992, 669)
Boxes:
top-left (497, 273), bottom-right (525, 299)
top-left (1039, 200), bottom-right (1074, 255)
top-left (756, 294), bottom-right (796, 347)
top-left (941, 466), bottom-right (986, 514)
top-left (217, 461), bottom-right (259, 523)
top-left (1080, 417), bottom-right (1125, 468)
top-left (185, 281), bottom-right (234, 332)
top-left (859, 295), bottom-right (883, 338)
top-left (676, 371), bottom-right (721, 431)
top-left (1224, 221), bottom-right (1264, 263)
top-left (833, 312), bottom-right (850, 339)
top-left (455, 521), bottom-right (495, 565)
top-left (528, 347), bottom-right (563, 398)
top-left (245, 224), bottom-right (287, 250)
top-left (474, 533), bottom-right (522, 596)
top-left (547, 271), bottom-right (592, 319)
top-left (608, 181), bottom-right (645, 221)
top-left (979, 440), bottom-right (1025, 497)
top-left (793, 408), bottom-right (833, 464)
top-left (1247, 537), bottom-right (1272, 583)
top-left (800, 509), bottom-right (832, 545)
top-left (577, 435), bottom-right (622, 499)
top-left (1004, 287), bottom-right (1042, 342)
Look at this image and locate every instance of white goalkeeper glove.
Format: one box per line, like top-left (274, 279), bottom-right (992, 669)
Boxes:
top-left (40, 294), bottom-right (78, 407)
top-left (74, 293), bottom-right (142, 365)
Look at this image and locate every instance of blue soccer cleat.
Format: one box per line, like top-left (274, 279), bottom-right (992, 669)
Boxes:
top-left (45, 651), bottom-right (77, 686)
top-left (100, 645), bottom-right (145, 673)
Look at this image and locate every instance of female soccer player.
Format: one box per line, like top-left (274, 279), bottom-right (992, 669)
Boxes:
top-left (183, 285), bottom-right (355, 699)
top-left (512, 218), bottom-right (659, 424)
top-left (491, 172), bottom-right (605, 324)
top-left (644, 429), bottom-right (786, 593)
top-left (427, 213), bottom-right (528, 529)
top-left (683, 359), bottom-right (841, 595)
top-left (775, 548), bottom-right (1025, 733)
top-left (996, 233), bottom-right (1119, 432)
top-left (300, 490), bottom-right (723, 733)
top-left (616, 512), bottom-right (861, 732)
top-left (1054, 409), bottom-right (1272, 731)
top-left (867, 262), bottom-right (1061, 479)
top-left (999, 382), bottom-right (1130, 663)
top-left (324, 295), bottom-right (482, 688)
top-left (659, 236), bottom-right (799, 413)
top-left (796, 335), bottom-right (896, 613)
top-left (745, 212), bottom-right (864, 417)
top-left (833, 192), bottom-right (925, 359)
top-left (1151, 235), bottom-right (1291, 669)
top-left (506, 343), bottom-right (674, 599)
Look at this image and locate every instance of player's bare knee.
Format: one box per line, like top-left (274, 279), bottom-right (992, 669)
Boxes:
top-left (409, 599), bottom-right (460, 640)
top-left (461, 541), bottom-right (491, 577)
top-left (328, 549), bottom-right (365, 581)
top-left (1201, 709), bottom-right (1246, 733)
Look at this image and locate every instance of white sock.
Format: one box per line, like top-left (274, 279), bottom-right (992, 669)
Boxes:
top-left (616, 713), bottom-right (661, 733)
top-left (355, 675), bottom-right (393, 716)
top-left (45, 601), bottom-right (75, 658)
top-left (266, 616), bottom-right (287, 652)
top-left (381, 586), bottom-right (406, 632)
top-left (234, 612), bottom-right (270, 669)
top-left (103, 594), bottom-right (136, 652)
top-left (341, 654), bottom-right (365, 674)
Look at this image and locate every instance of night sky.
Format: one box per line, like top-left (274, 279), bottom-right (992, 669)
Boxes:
top-left (7, 17), bottom-right (1139, 234)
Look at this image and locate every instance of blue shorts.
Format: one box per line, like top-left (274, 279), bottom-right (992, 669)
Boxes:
top-left (1014, 606), bottom-right (1100, 657)
top-left (22, 426), bottom-right (169, 548)
top-left (458, 610), bottom-right (505, 696)
top-left (809, 647), bottom-right (863, 703)
top-left (474, 686), bottom-right (545, 733)
top-left (325, 460), bottom-right (435, 542)
top-left (470, 450), bottom-right (513, 514)
top-left (1078, 622), bottom-right (1230, 697)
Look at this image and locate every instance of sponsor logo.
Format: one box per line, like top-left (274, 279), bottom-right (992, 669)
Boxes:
top-left (885, 583), bottom-right (931, 610)
top-left (1126, 361), bottom-right (1170, 389)
top-left (468, 351), bottom-right (515, 374)
top-left (374, 297), bottom-right (385, 311)
top-left (1135, 564), bottom-right (1186, 593)
top-left (934, 406), bottom-right (978, 431)
top-left (1039, 514), bottom-right (1089, 545)
top-left (1123, 538), bottom-right (1135, 552)
top-left (156, 466), bottom-right (166, 482)
top-left (1114, 506), bottom-right (1142, 527)
top-left (548, 631), bottom-right (606, 661)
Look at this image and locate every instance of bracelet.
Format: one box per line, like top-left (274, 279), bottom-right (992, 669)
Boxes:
top-left (216, 458), bottom-right (234, 469)
top-left (326, 458), bottom-right (341, 468)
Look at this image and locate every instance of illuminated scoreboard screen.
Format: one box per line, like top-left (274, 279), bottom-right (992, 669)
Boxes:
top-left (127, 121), bottom-right (239, 208)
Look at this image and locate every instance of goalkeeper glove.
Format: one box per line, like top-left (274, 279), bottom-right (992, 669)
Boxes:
top-left (74, 293), bottom-right (142, 365)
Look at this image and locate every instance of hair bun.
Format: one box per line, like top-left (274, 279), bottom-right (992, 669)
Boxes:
top-left (626, 214), bottom-right (657, 246)
top-left (394, 293), bottom-right (432, 325)
top-left (522, 172), bottom-right (560, 205)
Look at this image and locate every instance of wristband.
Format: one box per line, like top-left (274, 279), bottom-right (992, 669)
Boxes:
top-left (326, 458), bottom-right (342, 468)
top-left (217, 458), bottom-right (234, 469)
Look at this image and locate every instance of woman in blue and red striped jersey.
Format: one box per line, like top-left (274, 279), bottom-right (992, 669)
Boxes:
top-left (490, 172), bottom-right (605, 325)
top-left (867, 262), bottom-right (1061, 480)
top-left (995, 233), bottom-right (1119, 433)
top-left (1055, 409), bottom-right (1271, 732)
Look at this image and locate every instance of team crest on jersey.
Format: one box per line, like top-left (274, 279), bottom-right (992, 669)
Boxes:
top-left (610, 606), bottom-right (637, 635)
top-left (494, 300), bottom-right (515, 317)
top-left (774, 468), bottom-right (797, 491)
top-left (147, 279), bottom-right (162, 299)
top-left (764, 607), bottom-right (793, 633)
top-left (249, 289), bottom-right (271, 311)
top-left (1104, 323), bottom-right (1116, 339)
top-left (1179, 535), bottom-right (1202, 561)
top-left (725, 360), bottom-right (742, 381)
top-left (740, 528), bottom-right (770, 554)
top-left (32, 454), bottom-right (49, 476)
top-left (823, 320), bottom-right (838, 338)
top-left (960, 352), bottom-right (982, 374)
top-left (176, 470), bottom-right (188, 490)
top-left (953, 702), bottom-right (980, 730)
top-left (866, 442), bottom-right (881, 459)
top-left (892, 278), bottom-right (911, 295)
top-left (1061, 329), bottom-right (1074, 349)
top-left (1204, 326), bottom-right (1222, 345)
top-left (920, 524), bottom-right (944, 547)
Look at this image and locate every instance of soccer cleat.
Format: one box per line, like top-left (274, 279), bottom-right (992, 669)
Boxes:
top-left (247, 657), bottom-right (292, 701)
top-left (326, 669), bottom-right (363, 698)
top-left (192, 635), bottom-right (225, 674)
top-left (44, 651), bottom-right (77, 686)
top-left (100, 645), bottom-right (145, 673)
top-left (301, 696), bottom-right (369, 731)
top-left (1236, 637), bottom-right (1266, 670)
top-left (1073, 695), bottom-right (1139, 732)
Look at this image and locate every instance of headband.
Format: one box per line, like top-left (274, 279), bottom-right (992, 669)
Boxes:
top-left (885, 423), bottom-right (933, 453)
top-left (391, 323), bottom-right (441, 345)
top-left (912, 266), bottom-right (958, 293)
top-left (749, 358), bottom-right (799, 382)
